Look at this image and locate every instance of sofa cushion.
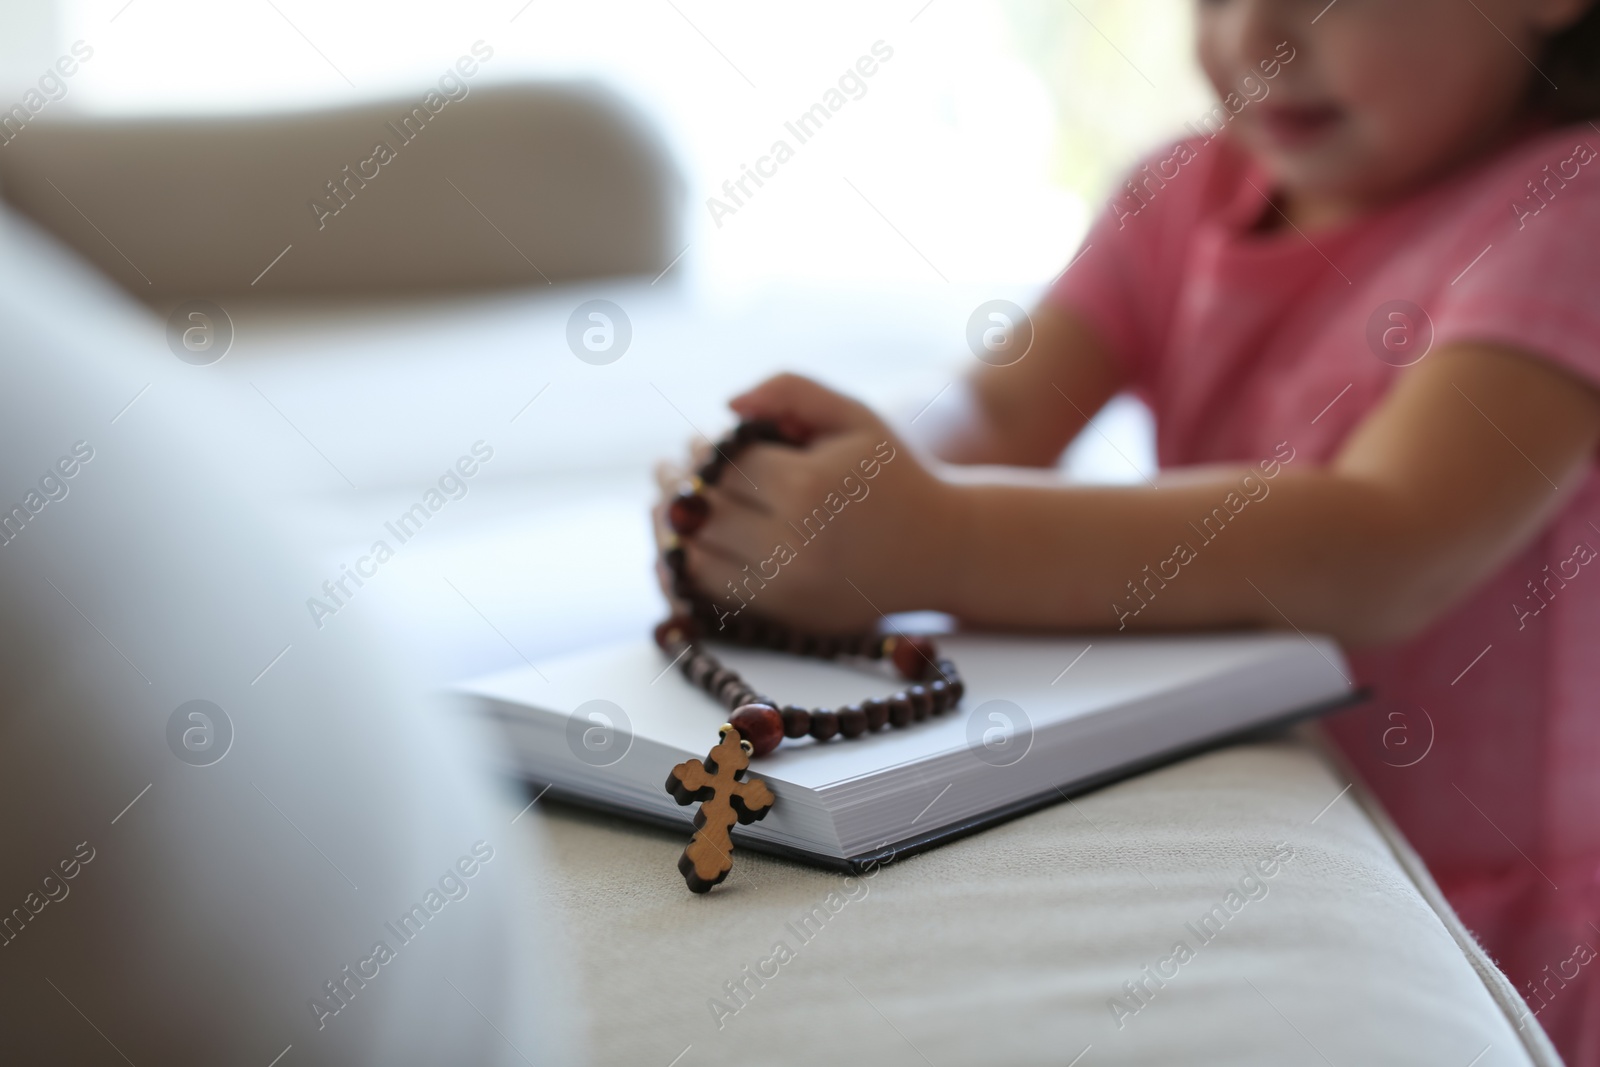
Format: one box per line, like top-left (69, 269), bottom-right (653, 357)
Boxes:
top-left (515, 732), bottom-right (1553, 1065)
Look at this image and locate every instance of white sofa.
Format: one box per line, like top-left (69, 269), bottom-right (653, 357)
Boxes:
top-left (0, 87), bottom-right (1558, 1066)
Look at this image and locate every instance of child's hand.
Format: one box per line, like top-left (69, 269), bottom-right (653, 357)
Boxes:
top-left (654, 374), bottom-right (954, 633)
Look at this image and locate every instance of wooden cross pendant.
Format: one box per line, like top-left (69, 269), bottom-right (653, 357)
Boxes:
top-left (664, 725), bottom-right (776, 893)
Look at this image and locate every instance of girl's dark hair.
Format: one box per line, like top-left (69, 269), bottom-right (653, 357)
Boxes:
top-left (1538, 4), bottom-right (1600, 120)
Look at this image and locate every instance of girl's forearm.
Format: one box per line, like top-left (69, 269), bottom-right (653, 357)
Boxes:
top-left (928, 465), bottom-right (1457, 644)
top-left (920, 344), bottom-right (1600, 644)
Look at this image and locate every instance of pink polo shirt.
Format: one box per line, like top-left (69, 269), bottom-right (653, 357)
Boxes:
top-left (1051, 122), bottom-right (1600, 1058)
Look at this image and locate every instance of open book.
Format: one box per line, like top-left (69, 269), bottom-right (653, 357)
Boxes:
top-left (457, 632), bottom-right (1356, 871)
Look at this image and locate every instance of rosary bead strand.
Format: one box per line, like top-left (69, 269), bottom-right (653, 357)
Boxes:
top-left (655, 420), bottom-right (963, 759)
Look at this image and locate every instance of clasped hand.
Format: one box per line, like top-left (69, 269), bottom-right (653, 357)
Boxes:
top-left (652, 374), bottom-right (951, 632)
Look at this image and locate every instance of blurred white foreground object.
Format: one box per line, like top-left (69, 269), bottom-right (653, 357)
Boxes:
top-left (0, 206), bottom-right (573, 1065)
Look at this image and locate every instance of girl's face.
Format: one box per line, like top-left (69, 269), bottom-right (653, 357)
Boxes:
top-left (1197, 0), bottom-right (1590, 212)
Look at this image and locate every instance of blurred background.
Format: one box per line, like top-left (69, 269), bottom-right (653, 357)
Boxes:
top-left (0, 0), bottom-right (1208, 677)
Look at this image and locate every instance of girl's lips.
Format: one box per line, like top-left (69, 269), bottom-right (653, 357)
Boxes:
top-left (1256, 103), bottom-right (1344, 148)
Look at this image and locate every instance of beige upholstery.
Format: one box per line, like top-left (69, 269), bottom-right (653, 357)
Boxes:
top-left (0, 82), bottom-right (682, 299)
top-left (515, 732), bottom-right (1556, 1066)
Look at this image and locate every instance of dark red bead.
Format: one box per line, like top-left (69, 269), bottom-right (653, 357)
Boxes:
top-left (928, 679), bottom-right (950, 714)
top-left (947, 674), bottom-right (965, 704)
top-left (886, 695), bottom-right (913, 728)
top-left (907, 684), bottom-right (933, 720)
top-left (667, 490), bottom-right (710, 536)
top-left (653, 615), bottom-right (698, 651)
top-left (891, 635), bottom-right (938, 681)
top-left (861, 698), bottom-right (889, 731)
top-left (809, 709), bottom-right (840, 741)
top-left (730, 703), bottom-right (784, 758)
top-left (838, 704), bottom-right (868, 739)
top-left (781, 705), bottom-right (812, 738)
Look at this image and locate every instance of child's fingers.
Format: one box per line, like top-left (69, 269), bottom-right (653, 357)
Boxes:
top-left (708, 441), bottom-right (811, 509)
top-left (650, 498), bottom-right (672, 545)
top-left (701, 471), bottom-right (771, 516)
top-left (728, 373), bottom-right (879, 439)
top-left (680, 538), bottom-right (746, 608)
top-left (696, 484), bottom-right (770, 557)
top-left (688, 436), bottom-right (714, 469)
top-left (654, 458), bottom-right (688, 499)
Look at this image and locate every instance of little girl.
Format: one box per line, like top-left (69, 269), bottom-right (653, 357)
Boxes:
top-left (659, 0), bottom-right (1600, 1058)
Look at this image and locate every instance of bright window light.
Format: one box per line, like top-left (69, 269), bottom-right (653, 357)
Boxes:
top-left (50, 0), bottom-right (1211, 292)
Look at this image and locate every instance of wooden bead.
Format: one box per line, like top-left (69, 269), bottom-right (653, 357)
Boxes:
top-left (891, 635), bottom-right (938, 681)
top-left (886, 695), bottom-right (913, 728)
top-left (907, 684), bottom-right (933, 721)
top-left (730, 703), bottom-right (784, 758)
top-left (838, 704), bottom-right (868, 738)
top-left (718, 678), bottom-right (749, 706)
top-left (928, 678), bottom-right (951, 714)
top-left (947, 674), bottom-right (965, 704)
top-left (746, 418), bottom-right (791, 444)
top-left (653, 615), bottom-right (698, 651)
top-left (687, 655), bottom-right (716, 687)
top-left (861, 698), bottom-right (889, 732)
top-left (781, 705), bottom-right (812, 738)
top-left (663, 546), bottom-right (686, 575)
top-left (706, 667), bottom-right (735, 694)
top-left (667, 490), bottom-right (710, 536)
top-left (809, 709), bottom-right (840, 741)
top-left (696, 454), bottom-right (727, 487)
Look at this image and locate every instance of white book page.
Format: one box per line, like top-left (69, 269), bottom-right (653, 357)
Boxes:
top-left (458, 631), bottom-right (1352, 793)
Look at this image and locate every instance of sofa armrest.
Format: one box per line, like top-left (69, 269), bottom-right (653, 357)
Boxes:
top-left (0, 81), bottom-right (683, 300)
